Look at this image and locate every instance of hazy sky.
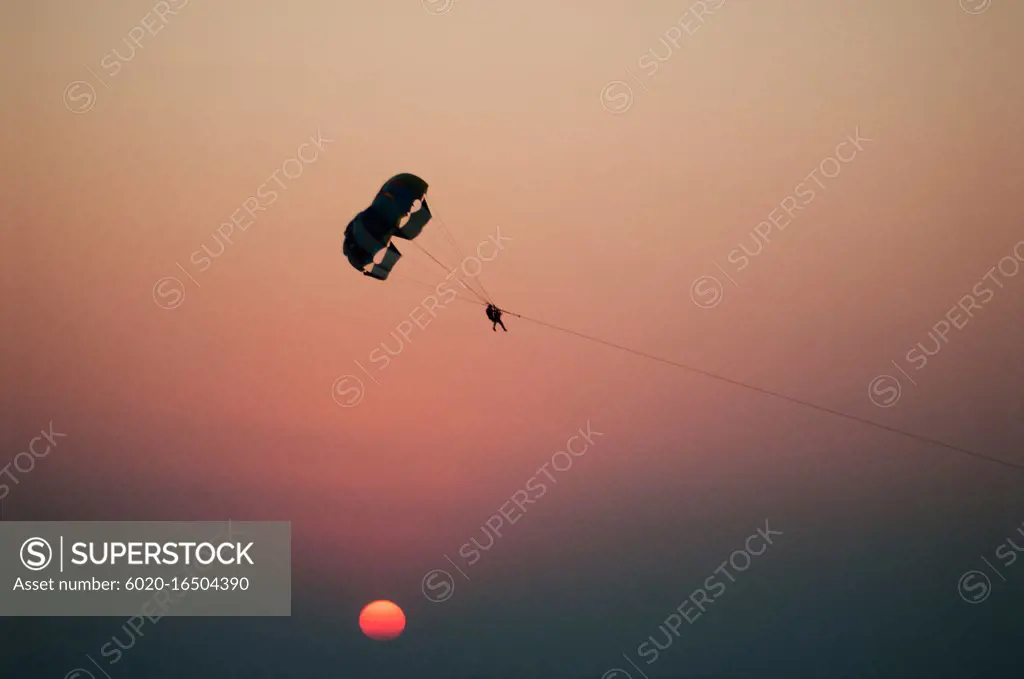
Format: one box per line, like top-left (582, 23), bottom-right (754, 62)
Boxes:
top-left (2, 1), bottom-right (1022, 677)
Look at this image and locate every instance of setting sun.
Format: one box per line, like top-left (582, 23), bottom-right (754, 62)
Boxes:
top-left (358, 600), bottom-right (406, 641)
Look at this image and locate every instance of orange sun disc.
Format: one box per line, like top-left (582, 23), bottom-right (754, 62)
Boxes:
top-left (359, 600), bottom-right (406, 640)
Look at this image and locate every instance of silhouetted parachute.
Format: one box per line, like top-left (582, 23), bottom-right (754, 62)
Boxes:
top-left (334, 175), bottom-right (1024, 476)
top-left (335, 177), bottom-right (1022, 473)
top-left (343, 174), bottom-right (431, 280)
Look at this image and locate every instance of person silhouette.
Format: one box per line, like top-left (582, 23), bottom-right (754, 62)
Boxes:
top-left (485, 304), bottom-right (507, 332)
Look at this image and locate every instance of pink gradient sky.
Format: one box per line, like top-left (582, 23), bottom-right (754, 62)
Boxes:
top-left (3, 0), bottom-right (1023, 604)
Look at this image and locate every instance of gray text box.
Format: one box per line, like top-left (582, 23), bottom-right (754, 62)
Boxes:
top-left (0, 521), bottom-right (290, 616)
